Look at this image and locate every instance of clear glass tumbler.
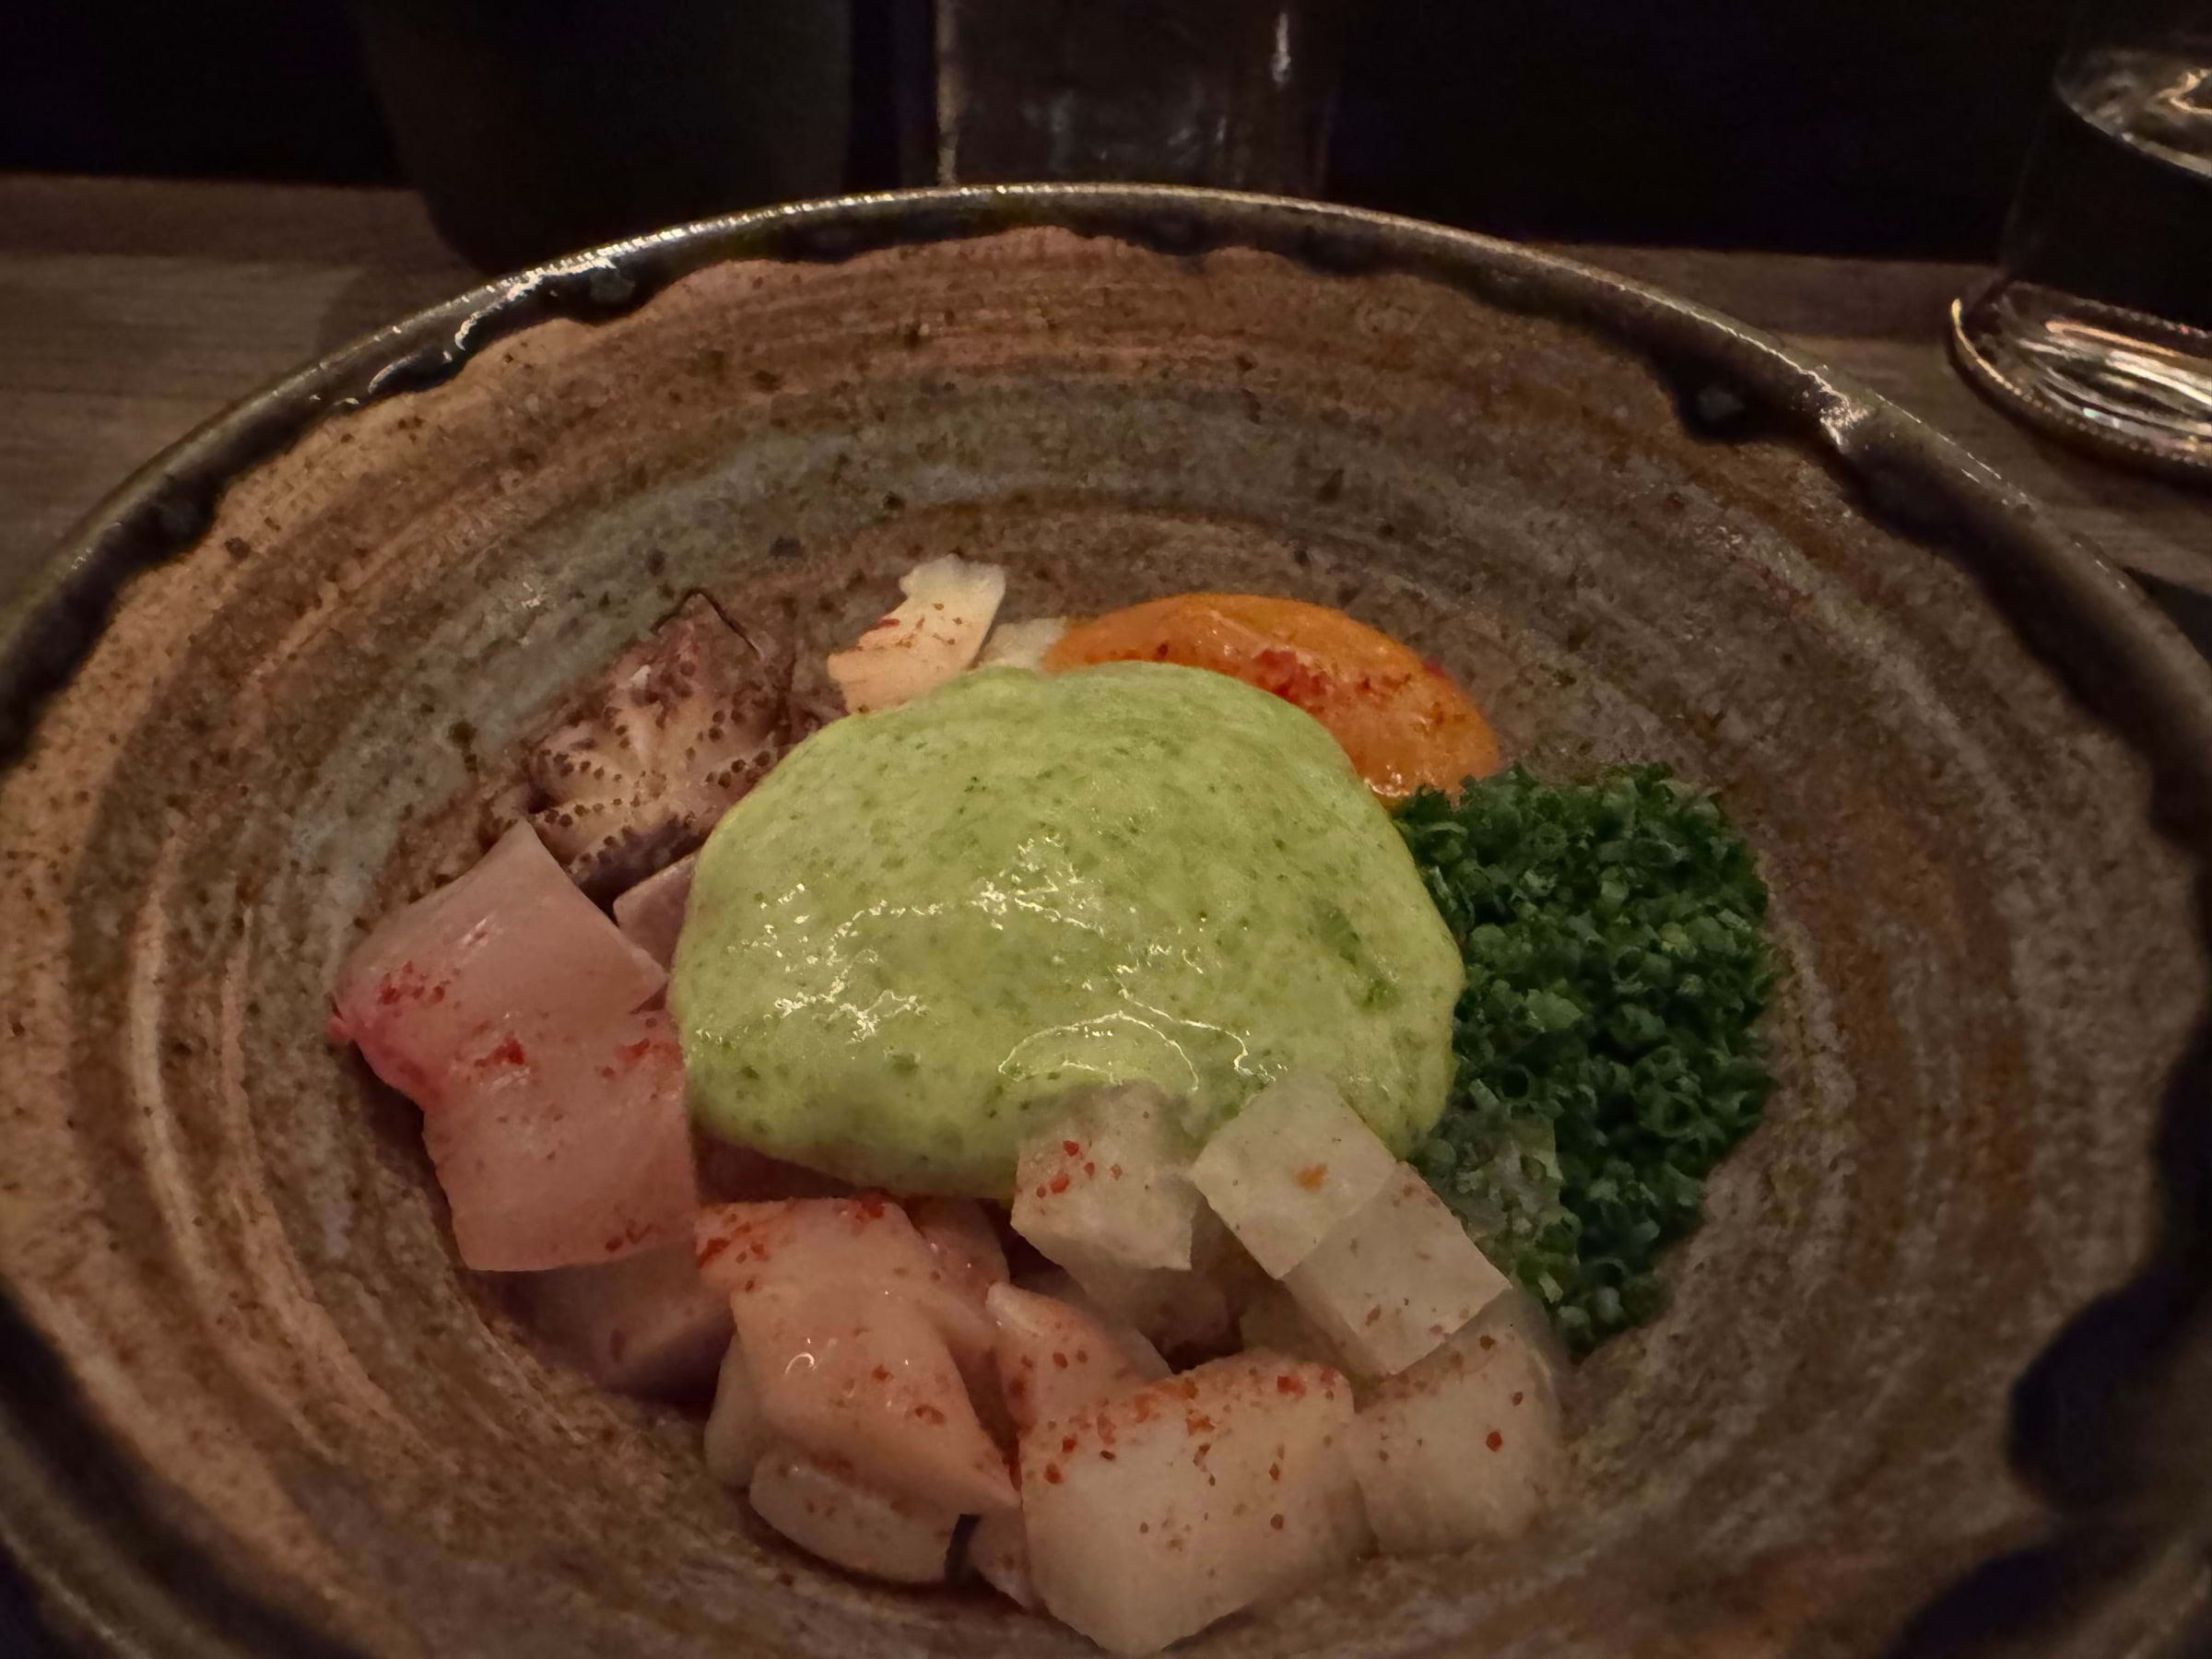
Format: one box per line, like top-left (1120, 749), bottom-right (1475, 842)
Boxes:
top-left (928, 0), bottom-right (1347, 194)
top-left (1951, 0), bottom-right (2212, 482)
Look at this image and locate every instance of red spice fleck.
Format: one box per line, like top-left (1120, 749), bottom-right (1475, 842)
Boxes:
top-left (1043, 1464), bottom-right (1064, 1485)
top-left (1511, 1391), bottom-right (1524, 1406)
top-left (1052, 1351), bottom-right (1069, 1370)
top-left (1100, 1450), bottom-right (1116, 1461)
top-left (914, 1404), bottom-right (947, 1425)
top-left (1075, 1347), bottom-right (1089, 1364)
top-left (1110, 1163), bottom-right (1124, 1180)
top-left (1174, 1380), bottom-right (1199, 1399)
top-left (618, 1035), bottom-right (653, 1063)
top-left (1061, 1435), bottom-right (1077, 1454)
top-left (1138, 1522), bottom-right (1149, 1535)
top-left (1061, 1139), bottom-right (1082, 1157)
top-left (1486, 1430), bottom-right (1504, 1452)
top-left (604, 1235), bottom-right (623, 1253)
top-left (1048, 1172), bottom-right (1071, 1194)
top-left (697, 1235), bottom-right (734, 1265)
top-left (1275, 1373), bottom-right (1306, 1397)
top-left (597, 1065), bottom-right (618, 1080)
top-left (1185, 1413), bottom-right (1215, 1435)
top-left (1294, 1163), bottom-right (1329, 1192)
top-left (1477, 1334), bottom-right (1496, 1349)
top-left (1268, 1463), bottom-right (1281, 1482)
top-left (1084, 1161), bottom-right (1097, 1177)
top-left (476, 1035), bottom-right (527, 1069)
top-left (1033, 1184), bottom-right (1049, 1199)
top-left (855, 1194), bottom-right (888, 1219)
top-left (872, 1366), bottom-right (892, 1382)
top-left (1363, 1306), bottom-right (1383, 1326)
top-left (1269, 1514), bottom-right (1286, 1532)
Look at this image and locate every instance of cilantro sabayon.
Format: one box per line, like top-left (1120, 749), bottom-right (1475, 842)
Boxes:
top-left (1394, 763), bottom-right (1776, 1355)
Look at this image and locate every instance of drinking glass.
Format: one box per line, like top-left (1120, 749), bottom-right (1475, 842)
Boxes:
top-left (925, 0), bottom-right (1347, 194)
top-left (1952, 0), bottom-right (2212, 482)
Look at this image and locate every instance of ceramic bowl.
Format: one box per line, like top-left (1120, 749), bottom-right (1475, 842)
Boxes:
top-left (3, 187), bottom-right (2209, 1658)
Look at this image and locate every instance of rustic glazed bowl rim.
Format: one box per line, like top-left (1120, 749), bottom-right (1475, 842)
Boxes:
top-left (4, 182), bottom-right (2210, 1657)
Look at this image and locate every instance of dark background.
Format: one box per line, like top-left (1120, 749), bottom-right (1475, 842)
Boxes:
top-left (6, 0), bottom-right (2082, 260)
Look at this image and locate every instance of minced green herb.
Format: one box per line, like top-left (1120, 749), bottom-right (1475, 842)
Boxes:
top-left (1395, 763), bottom-right (1776, 1356)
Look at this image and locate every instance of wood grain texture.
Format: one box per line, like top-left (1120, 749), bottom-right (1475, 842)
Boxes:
top-left (0, 173), bottom-right (2204, 617)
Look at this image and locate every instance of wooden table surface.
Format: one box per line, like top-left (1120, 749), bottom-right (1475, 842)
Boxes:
top-left (0, 171), bottom-right (2205, 619)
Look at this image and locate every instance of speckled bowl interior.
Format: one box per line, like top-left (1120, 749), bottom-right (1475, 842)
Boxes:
top-left (3, 189), bottom-right (2209, 1658)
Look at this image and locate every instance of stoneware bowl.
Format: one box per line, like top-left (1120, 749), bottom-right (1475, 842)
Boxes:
top-left (4, 187), bottom-right (2210, 1659)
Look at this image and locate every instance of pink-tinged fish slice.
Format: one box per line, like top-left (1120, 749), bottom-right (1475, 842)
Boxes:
top-left (611, 852), bottom-right (696, 970)
top-left (911, 1198), bottom-right (1010, 1304)
top-left (331, 821), bottom-right (665, 1110)
top-left (423, 1007), bottom-right (697, 1271)
top-left (732, 1281), bottom-right (1016, 1515)
top-left (694, 1198), bottom-right (995, 1367)
top-left (986, 1283), bottom-right (1166, 1436)
top-left (747, 1443), bottom-right (960, 1583)
top-left (519, 1236), bottom-right (733, 1398)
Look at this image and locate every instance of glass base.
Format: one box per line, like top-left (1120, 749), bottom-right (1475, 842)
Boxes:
top-left (1951, 281), bottom-right (2212, 488)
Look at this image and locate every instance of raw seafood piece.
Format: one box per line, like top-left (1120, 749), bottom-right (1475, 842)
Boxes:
top-left (910, 1198), bottom-right (1010, 1303)
top-left (1049, 1261), bottom-right (1233, 1362)
top-left (692, 1199), bottom-right (995, 1366)
top-left (971, 1284), bottom-right (1166, 1616)
top-left (525, 594), bottom-right (794, 897)
top-left (694, 1199), bottom-right (1011, 1512)
top-left (826, 555), bottom-right (1006, 714)
top-left (1190, 1070), bottom-right (1399, 1277)
top-left (1011, 1085), bottom-right (1201, 1277)
top-left (520, 1238), bottom-right (732, 1397)
top-left (1007, 1271), bottom-right (1169, 1378)
top-left (421, 1006), bottom-right (698, 1271)
top-left (611, 852), bottom-right (697, 970)
top-left (1344, 1319), bottom-right (1562, 1553)
top-left (748, 1444), bottom-right (961, 1583)
top-left (730, 1281), bottom-right (1016, 1514)
top-left (1282, 1170), bottom-right (1510, 1379)
top-left (985, 1284), bottom-right (1167, 1435)
top-left (911, 1198), bottom-right (1018, 1448)
top-left (330, 820), bottom-right (665, 1109)
top-left (705, 1335), bottom-right (771, 1488)
top-left (967, 1511), bottom-right (1038, 1608)
top-left (1021, 1353), bottom-right (1371, 1655)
